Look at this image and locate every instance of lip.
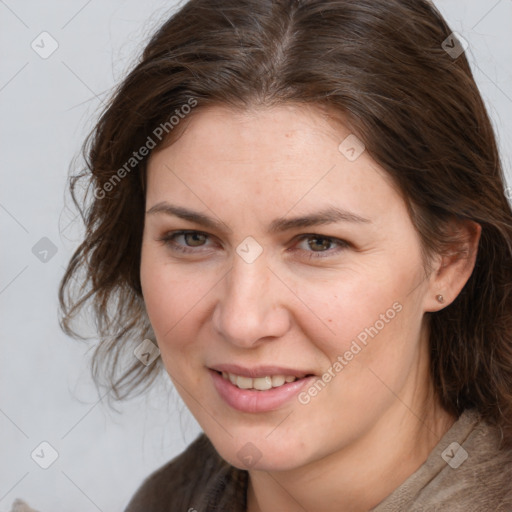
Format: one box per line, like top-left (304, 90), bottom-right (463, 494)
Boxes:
top-left (209, 368), bottom-right (316, 413)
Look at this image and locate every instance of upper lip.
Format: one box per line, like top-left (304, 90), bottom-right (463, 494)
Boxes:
top-left (209, 364), bottom-right (314, 379)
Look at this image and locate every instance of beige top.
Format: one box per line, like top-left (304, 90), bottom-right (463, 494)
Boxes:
top-left (371, 409), bottom-right (512, 511)
top-left (124, 408), bottom-right (512, 511)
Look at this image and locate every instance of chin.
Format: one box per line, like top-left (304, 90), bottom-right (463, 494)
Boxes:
top-left (210, 432), bottom-right (313, 472)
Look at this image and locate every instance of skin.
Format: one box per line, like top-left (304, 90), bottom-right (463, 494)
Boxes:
top-left (140, 104), bottom-right (481, 512)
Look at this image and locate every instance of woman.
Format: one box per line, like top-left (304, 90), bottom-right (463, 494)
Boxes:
top-left (59, 0), bottom-right (512, 510)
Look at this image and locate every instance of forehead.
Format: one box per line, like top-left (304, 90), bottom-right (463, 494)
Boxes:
top-left (145, 104), bottom-right (406, 230)
top-left (153, 103), bottom-right (349, 171)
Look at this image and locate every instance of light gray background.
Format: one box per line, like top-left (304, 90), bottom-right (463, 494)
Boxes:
top-left (1, 1), bottom-right (511, 511)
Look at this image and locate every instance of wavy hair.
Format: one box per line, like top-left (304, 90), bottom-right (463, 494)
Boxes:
top-left (59, 0), bottom-right (512, 447)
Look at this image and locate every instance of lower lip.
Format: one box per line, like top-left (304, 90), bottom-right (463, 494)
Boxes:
top-left (209, 370), bottom-right (315, 413)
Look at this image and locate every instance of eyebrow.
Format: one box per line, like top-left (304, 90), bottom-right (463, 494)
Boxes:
top-left (146, 202), bottom-right (371, 233)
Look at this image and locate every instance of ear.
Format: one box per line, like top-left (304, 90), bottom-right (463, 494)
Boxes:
top-left (423, 219), bottom-right (481, 312)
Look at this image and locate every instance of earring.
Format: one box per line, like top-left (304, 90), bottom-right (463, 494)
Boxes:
top-left (436, 294), bottom-right (445, 304)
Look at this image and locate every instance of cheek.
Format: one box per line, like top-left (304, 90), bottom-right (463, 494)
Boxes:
top-left (315, 296), bottom-right (419, 414)
top-left (140, 245), bottom-right (223, 372)
top-left (295, 264), bottom-right (411, 353)
top-left (297, 259), bottom-right (422, 403)
top-left (140, 246), bottom-right (197, 345)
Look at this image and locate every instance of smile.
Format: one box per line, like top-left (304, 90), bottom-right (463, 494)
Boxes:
top-left (209, 368), bottom-right (315, 413)
top-left (220, 372), bottom-right (298, 390)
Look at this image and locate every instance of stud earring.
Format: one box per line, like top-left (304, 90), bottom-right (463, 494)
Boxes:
top-left (436, 294), bottom-right (445, 303)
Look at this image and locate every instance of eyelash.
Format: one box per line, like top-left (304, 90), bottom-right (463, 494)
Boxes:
top-left (157, 230), bottom-right (350, 259)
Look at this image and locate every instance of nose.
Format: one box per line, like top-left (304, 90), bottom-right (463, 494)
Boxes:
top-left (212, 254), bottom-right (292, 348)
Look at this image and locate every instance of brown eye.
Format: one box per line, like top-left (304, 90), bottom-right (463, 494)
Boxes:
top-left (307, 236), bottom-right (334, 252)
top-left (182, 232), bottom-right (208, 247)
top-left (158, 230), bottom-right (215, 254)
top-left (293, 234), bottom-right (349, 259)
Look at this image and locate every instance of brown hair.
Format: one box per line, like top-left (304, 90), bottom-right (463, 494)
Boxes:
top-left (59, 0), bottom-right (512, 447)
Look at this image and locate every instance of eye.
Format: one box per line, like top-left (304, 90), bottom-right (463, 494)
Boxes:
top-left (157, 230), bottom-right (350, 259)
top-left (292, 234), bottom-right (349, 259)
top-left (157, 230), bottom-right (216, 254)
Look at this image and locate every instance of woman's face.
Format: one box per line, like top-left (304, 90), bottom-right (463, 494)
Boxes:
top-left (140, 104), bottom-right (440, 471)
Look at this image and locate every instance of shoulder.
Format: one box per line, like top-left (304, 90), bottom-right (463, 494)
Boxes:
top-left (124, 434), bottom-right (247, 512)
top-left (424, 410), bottom-right (512, 510)
top-left (373, 409), bottom-right (512, 511)
top-left (461, 413), bottom-right (512, 510)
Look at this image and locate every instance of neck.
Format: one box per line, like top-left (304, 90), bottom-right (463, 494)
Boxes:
top-left (247, 387), bottom-right (456, 512)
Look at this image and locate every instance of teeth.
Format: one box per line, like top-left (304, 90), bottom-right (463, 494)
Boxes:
top-left (271, 375), bottom-right (285, 387)
top-left (221, 372), bottom-right (299, 390)
top-left (236, 376), bottom-right (253, 389)
top-left (253, 376), bottom-right (272, 391)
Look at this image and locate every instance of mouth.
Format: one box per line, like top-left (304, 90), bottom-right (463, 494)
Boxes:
top-left (217, 371), bottom-right (306, 391)
top-left (208, 365), bottom-right (316, 413)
